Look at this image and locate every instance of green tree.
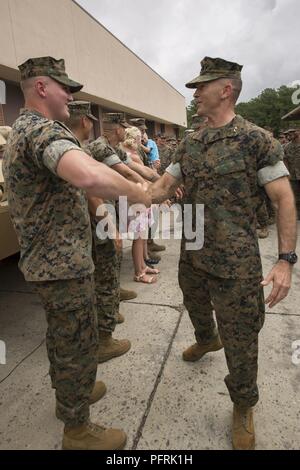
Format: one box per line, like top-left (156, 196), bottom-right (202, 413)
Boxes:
top-left (186, 99), bottom-right (197, 128)
top-left (235, 85), bottom-right (299, 136)
top-left (185, 85), bottom-right (300, 136)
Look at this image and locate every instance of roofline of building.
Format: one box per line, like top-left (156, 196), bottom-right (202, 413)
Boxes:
top-left (0, 69), bottom-right (185, 127)
top-left (73, 0), bottom-right (185, 100)
top-left (77, 90), bottom-right (184, 127)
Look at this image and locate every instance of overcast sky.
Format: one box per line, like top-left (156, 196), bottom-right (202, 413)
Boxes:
top-left (77, 0), bottom-right (299, 106)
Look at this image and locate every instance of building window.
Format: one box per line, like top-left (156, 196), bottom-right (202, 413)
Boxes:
top-left (160, 123), bottom-right (165, 134)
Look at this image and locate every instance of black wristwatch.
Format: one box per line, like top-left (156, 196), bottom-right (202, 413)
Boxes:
top-left (278, 252), bottom-right (298, 265)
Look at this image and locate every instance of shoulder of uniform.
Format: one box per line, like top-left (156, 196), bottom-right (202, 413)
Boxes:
top-left (44, 120), bottom-right (80, 146)
top-left (115, 145), bottom-right (127, 158)
top-left (236, 116), bottom-right (276, 144)
top-left (237, 116), bottom-right (266, 135)
top-left (88, 137), bottom-right (112, 151)
top-left (87, 137), bottom-right (116, 159)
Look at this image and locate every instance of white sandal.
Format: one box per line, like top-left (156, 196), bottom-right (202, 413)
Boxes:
top-left (134, 272), bottom-right (157, 284)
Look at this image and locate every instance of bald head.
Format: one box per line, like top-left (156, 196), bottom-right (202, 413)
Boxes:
top-left (20, 76), bottom-right (49, 97)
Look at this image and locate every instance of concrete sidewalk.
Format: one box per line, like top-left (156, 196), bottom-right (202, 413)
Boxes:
top-left (0, 225), bottom-right (299, 450)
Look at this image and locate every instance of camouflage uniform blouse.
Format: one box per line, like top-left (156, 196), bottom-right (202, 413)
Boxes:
top-left (167, 115), bottom-right (285, 279)
top-left (3, 109), bottom-right (93, 281)
top-left (85, 136), bottom-right (123, 246)
top-left (284, 141), bottom-right (300, 180)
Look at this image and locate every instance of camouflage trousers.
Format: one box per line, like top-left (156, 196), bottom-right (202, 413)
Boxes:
top-left (290, 180), bottom-right (300, 219)
top-left (33, 275), bottom-right (98, 427)
top-left (92, 238), bottom-right (121, 333)
top-left (256, 200), bottom-right (271, 227)
top-left (256, 196), bottom-right (276, 227)
top-left (179, 258), bottom-right (265, 408)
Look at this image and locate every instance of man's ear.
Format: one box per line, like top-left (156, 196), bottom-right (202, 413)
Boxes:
top-left (221, 83), bottom-right (232, 100)
top-left (82, 116), bottom-right (88, 128)
top-left (35, 79), bottom-right (47, 99)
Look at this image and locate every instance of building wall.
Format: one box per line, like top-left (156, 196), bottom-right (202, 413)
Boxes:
top-left (0, 0), bottom-right (186, 127)
top-left (2, 82), bottom-right (24, 126)
top-left (165, 124), bottom-right (177, 138)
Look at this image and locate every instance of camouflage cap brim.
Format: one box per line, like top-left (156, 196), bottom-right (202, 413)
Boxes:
top-left (50, 74), bottom-right (83, 93)
top-left (86, 113), bottom-right (98, 122)
top-left (186, 73), bottom-right (232, 88)
top-left (120, 121), bottom-right (131, 128)
top-left (283, 129), bottom-right (297, 134)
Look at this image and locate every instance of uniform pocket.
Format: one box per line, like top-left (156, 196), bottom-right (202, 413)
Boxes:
top-left (214, 157), bottom-right (246, 175)
top-left (214, 158), bottom-right (249, 203)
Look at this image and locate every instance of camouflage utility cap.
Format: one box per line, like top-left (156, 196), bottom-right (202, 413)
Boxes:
top-left (68, 101), bottom-right (98, 121)
top-left (186, 56), bottom-right (243, 88)
top-left (184, 129), bottom-right (194, 135)
top-left (18, 56), bottom-right (83, 93)
top-left (130, 118), bottom-right (147, 130)
top-left (103, 113), bottom-right (130, 128)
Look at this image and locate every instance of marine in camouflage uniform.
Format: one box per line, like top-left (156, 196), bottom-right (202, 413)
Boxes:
top-left (170, 114), bottom-right (286, 407)
top-left (66, 103), bottom-right (131, 362)
top-left (284, 129), bottom-right (300, 219)
top-left (158, 142), bottom-right (173, 175)
top-left (2, 58), bottom-right (134, 450)
top-left (151, 57), bottom-right (295, 449)
top-left (2, 58), bottom-right (97, 428)
top-left (86, 136), bottom-right (124, 334)
top-left (67, 102), bottom-right (122, 334)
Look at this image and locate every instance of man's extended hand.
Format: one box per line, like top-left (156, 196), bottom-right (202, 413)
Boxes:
top-left (175, 185), bottom-right (184, 200)
top-left (261, 261), bottom-right (293, 308)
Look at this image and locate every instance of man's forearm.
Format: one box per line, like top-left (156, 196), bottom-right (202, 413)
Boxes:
top-left (113, 163), bottom-right (145, 184)
top-left (128, 161), bottom-right (159, 182)
top-left (87, 173), bottom-right (149, 207)
top-left (276, 194), bottom-right (297, 253)
top-left (57, 150), bottom-right (150, 206)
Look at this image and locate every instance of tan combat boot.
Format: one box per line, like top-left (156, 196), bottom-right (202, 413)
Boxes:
top-left (232, 405), bottom-right (255, 450)
top-left (147, 251), bottom-right (161, 261)
top-left (147, 239), bottom-right (166, 251)
top-left (117, 312), bottom-right (125, 324)
top-left (120, 287), bottom-right (137, 301)
top-left (182, 335), bottom-right (223, 362)
top-left (89, 381), bottom-right (107, 404)
top-left (56, 381), bottom-right (106, 420)
top-left (62, 421), bottom-right (127, 450)
top-left (257, 227), bottom-right (269, 238)
top-left (98, 331), bottom-right (131, 363)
